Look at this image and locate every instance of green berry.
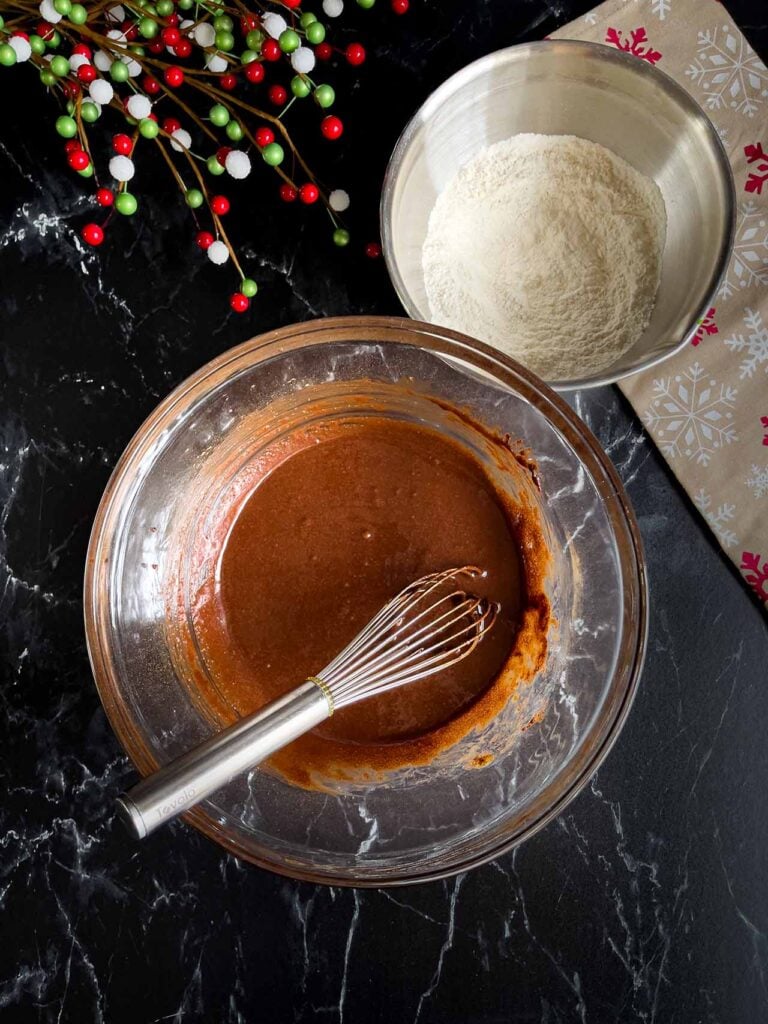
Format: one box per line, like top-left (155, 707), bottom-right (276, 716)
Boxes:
top-left (69, 3), bottom-right (87, 23)
top-left (333, 228), bottom-right (350, 247)
top-left (139, 16), bottom-right (158, 37)
top-left (139, 117), bottom-right (159, 138)
top-left (299, 11), bottom-right (317, 27)
top-left (291, 75), bottom-right (311, 99)
top-left (110, 60), bottom-right (129, 82)
top-left (314, 84), bottom-right (335, 109)
top-left (0, 42), bottom-right (18, 66)
top-left (156, 0), bottom-right (173, 13)
top-left (240, 278), bottom-right (258, 298)
top-left (53, 0), bottom-right (72, 15)
top-left (116, 191), bottom-right (138, 215)
top-left (51, 55), bottom-right (70, 76)
top-left (261, 142), bottom-right (284, 166)
top-left (215, 30), bottom-right (234, 51)
top-left (81, 101), bottom-right (100, 123)
top-left (246, 29), bottom-right (263, 50)
top-left (225, 120), bottom-right (244, 142)
top-left (40, 69), bottom-right (56, 86)
top-left (177, 0), bottom-right (193, 9)
top-left (279, 29), bottom-right (300, 53)
top-left (0, 15), bottom-right (4, 28)
top-left (77, 163), bottom-right (94, 177)
top-left (47, 30), bottom-right (61, 47)
top-left (143, 1), bottom-right (157, 11)
top-left (240, 49), bottom-right (258, 64)
top-left (55, 115), bottom-right (77, 138)
top-left (129, 44), bottom-right (145, 55)
top-left (206, 154), bottom-right (225, 176)
top-left (305, 21), bottom-right (325, 44)
top-left (214, 13), bottom-right (233, 31)
top-left (65, 100), bottom-right (75, 115)
top-left (185, 188), bottom-right (204, 208)
top-left (30, 35), bottom-right (46, 55)
top-left (356, 0), bottom-right (375, 7)
top-left (209, 104), bottom-right (230, 127)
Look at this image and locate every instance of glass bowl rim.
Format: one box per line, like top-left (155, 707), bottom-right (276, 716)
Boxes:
top-left (84, 314), bottom-right (648, 886)
top-left (379, 38), bottom-right (735, 392)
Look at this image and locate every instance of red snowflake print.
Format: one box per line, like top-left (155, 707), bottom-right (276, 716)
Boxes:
top-left (605, 27), bottom-right (662, 64)
top-left (745, 143), bottom-right (768, 196)
top-left (762, 415), bottom-right (768, 446)
top-left (691, 307), bottom-right (719, 346)
top-left (741, 550), bottom-right (768, 604)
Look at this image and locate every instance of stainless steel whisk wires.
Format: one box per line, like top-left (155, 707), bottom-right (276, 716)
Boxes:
top-left (116, 566), bottom-right (498, 839)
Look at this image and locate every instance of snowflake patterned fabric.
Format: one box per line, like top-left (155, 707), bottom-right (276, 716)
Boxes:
top-left (557, 0), bottom-right (768, 612)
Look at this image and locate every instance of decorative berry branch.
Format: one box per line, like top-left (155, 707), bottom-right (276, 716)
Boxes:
top-left (0, 0), bottom-right (405, 312)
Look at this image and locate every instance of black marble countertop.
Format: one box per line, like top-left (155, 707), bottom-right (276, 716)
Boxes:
top-left (2, 1), bottom-right (767, 1021)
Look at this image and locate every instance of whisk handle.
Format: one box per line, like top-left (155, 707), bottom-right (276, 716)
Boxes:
top-left (116, 681), bottom-right (330, 839)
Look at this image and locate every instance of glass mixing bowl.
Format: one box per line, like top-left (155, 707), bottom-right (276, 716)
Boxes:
top-left (381, 40), bottom-right (734, 391)
top-left (84, 317), bottom-right (647, 885)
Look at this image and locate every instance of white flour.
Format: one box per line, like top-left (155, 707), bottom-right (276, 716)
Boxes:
top-left (422, 134), bottom-right (666, 381)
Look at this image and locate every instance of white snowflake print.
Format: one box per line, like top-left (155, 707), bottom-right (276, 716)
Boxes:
top-left (724, 307), bottom-right (768, 378)
top-left (685, 26), bottom-right (768, 118)
top-left (693, 490), bottom-right (740, 548)
top-left (746, 465), bottom-right (768, 499)
top-left (651, 0), bottom-right (671, 21)
top-left (719, 202), bottom-right (768, 299)
top-left (643, 363), bottom-right (738, 466)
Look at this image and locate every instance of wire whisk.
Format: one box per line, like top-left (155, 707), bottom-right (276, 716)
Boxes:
top-left (117, 567), bottom-right (498, 839)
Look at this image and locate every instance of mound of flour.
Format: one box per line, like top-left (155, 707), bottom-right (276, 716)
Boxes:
top-left (422, 134), bottom-right (666, 381)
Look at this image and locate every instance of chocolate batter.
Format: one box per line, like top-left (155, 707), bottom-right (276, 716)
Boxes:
top-left (187, 414), bottom-right (550, 789)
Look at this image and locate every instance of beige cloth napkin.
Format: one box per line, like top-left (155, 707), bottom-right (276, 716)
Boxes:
top-left (553, 0), bottom-right (768, 611)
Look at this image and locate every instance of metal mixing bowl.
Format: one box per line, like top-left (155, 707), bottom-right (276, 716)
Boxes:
top-left (381, 40), bottom-right (735, 391)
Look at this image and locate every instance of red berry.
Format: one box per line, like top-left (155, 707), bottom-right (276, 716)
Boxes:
top-left (64, 139), bottom-right (80, 153)
top-left (37, 20), bottom-right (54, 39)
top-left (164, 66), bottom-right (184, 87)
top-left (244, 61), bottom-right (264, 83)
top-left (211, 195), bottom-right (230, 215)
top-left (220, 73), bottom-right (237, 91)
top-left (161, 26), bottom-right (180, 46)
top-left (12, 31), bottom-right (29, 41)
top-left (96, 187), bottom-right (114, 207)
top-left (392, 0), bottom-right (409, 11)
top-left (279, 183), bottom-right (297, 202)
top-left (262, 38), bottom-right (280, 61)
top-left (67, 149), bottom-right (90, 171)
top-left (174, 37), bottom-right (192, 57)
top-left (143, 74), bottom-right (161, 94)
top-left (196, 231), bottom-right (214, 250)
top-left (299, 183), bottom-right (319, 204)
top-left (77, 63), bottom-right (97, 83)
top-left (82, 223), bottom-right (104, 246)
top-left (345, 42), bottom-right (366, 65)
top-left (315, 42), bottom-right (332, 61)
top-left (62, 80), bottom-right (81, 98)
top-left (320, 115), bottom-right (343, 140)
top-left (148, 40), bottom-right (164, 53)
top-left (163, 117), bottom-right (182, 134)
top-left (167, 12), bottom-right (179, 26)
top-left (113, 133), bottom-right (133, 155)
top-left (268, 84), bottom-right (287, 106)
top-left (216, 145), bottom-right (231, 166)
top-left (72, 43), bottom-right (92, 57)
top-left (365, 241), bottom-right (382, 259)
top-left (240, 13), bottom-right (258, 32)
top-left (254, 126), bottom-right (274, 148)
top-left (230, 292), bottom-right (250, 313)
top-left (122, 19), bottom-right (138, 40)
top-left (282, 0), bottom-right (301, 7)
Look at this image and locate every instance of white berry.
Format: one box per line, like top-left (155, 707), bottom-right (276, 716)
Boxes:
top-left (290, 47), bottom-right (315, 74)
top-left (109, 155), bottom-right (135, 182)
top-left (69, 53), bottom-right (90, 71)
top-left (261, 12), bottom-right (287, 38)
top-left (170, 128), bottom-right (192, 152)
top-left (89, 79), bottom-right (114, 106)
top-left (9, 36), bottom-right (32, 62)
top-left (124, 57), bottom-right (141, 77)
top-left (225, 150), bottom-right (252, 180)
top-left (126, 94), bottom-right (151, 120)
top-left (107, 4), bottom-right (125, 21)
top-left (329, 189), bottom-right (350, 212)
top-left (180, 19), bottom-right (194, 30)
top-left (94, 50), bottom-right (112, 71)
top-left (205, 53), bottom-right (228, 73)
top-left (39, 0), bottom-right (62, 22)
top-left (207, 241), bottom-right (229, 265)
top-left (193, 22), bottom-right (215, 47)
top-left (323, 0), bottom-right (344, 16)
